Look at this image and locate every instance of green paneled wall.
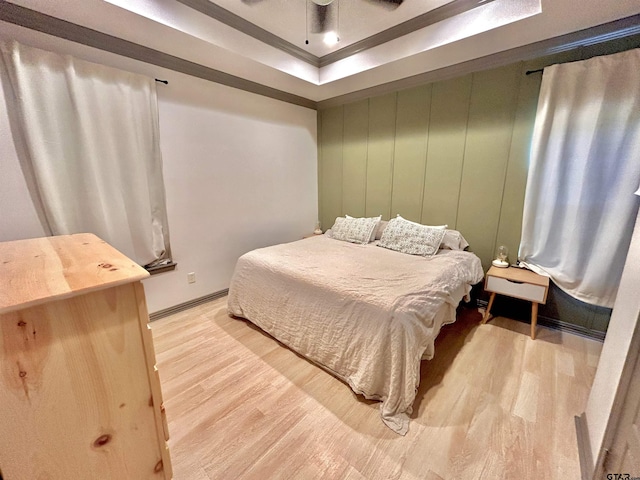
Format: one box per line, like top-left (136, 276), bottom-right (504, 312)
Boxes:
top-left (319, 106), bottom-right (343, 228)
top-left (391, 85), bottom-right (430, 222)
top-left (342, 100), bottom-right (369, 217)
top-left (422, 76), bottom-right (471, 227)
top-left (318, 62), bottom-right (536, 271)
top-left (456, 64), bottom-right (521, 267)
top-left (366, 94), bottom-right (397, 219)
top-left (317, 39), bottom-right (640, 335)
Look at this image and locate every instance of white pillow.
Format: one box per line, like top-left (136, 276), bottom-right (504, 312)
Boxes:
top-left (395, 214), bottom-right (446, 230)
top-left (331, 215), bottom-right (381, 245)
top-left (374, 220), bottom-right (388, 240)
top-left (345, 215), bottom-right (381, 242)
top-left (440, 229), bottom-right (470, 250)
top-left (378, 216), bottom-right (446, 257)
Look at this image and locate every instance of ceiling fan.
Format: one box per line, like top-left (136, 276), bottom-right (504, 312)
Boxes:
top-left (241, 0), bottom-right (404, 44)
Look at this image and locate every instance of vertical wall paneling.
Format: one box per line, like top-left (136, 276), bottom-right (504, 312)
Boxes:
top-left (342, 100), bottom-right (369, 217)
top-left (317, 109), bottom-right (323, 228)
top-left (455, 63), bottom-right (521, 269)
top-left (366, 93), bottom-right (397, 219)
top-left (422, 75), bottom-right (473, 227)
top-left (320, 106), bottom-right (344, 231)
top-left (390, 85), bottom-right (431, 222)
top-left (495, 62), bottom-right (541, 262)
top-left (315, 44), bottom-right (640, 332)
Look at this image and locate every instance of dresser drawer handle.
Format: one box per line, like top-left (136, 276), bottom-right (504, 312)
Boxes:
top-left (506, 279), bottom-right (524, 284)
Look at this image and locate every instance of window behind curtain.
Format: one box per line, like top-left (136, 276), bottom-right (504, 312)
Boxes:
top-left (519, 48), bottom-right (640, 308)
top-left (0, 40), bottom-right (171, 267)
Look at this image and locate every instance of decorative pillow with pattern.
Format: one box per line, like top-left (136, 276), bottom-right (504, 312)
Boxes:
top-left (331, 215), bottom-right (381, 244)
top-left (346, 215), bottom-right (383, 242)
top-left (378, 216), bottom-right (447, 256)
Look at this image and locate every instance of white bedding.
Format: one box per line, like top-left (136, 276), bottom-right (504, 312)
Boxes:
top-left (227, 235), bottom-right (484, 434)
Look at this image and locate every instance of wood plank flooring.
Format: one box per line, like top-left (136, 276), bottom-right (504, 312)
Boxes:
top-left (151, 297), bottom-right (602, 479)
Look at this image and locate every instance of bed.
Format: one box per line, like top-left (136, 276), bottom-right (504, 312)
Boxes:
top-left (227, 223), bottom-right (484, 435)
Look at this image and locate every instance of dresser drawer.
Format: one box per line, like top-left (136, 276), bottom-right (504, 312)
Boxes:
top-left (486, 275), bottom-right (546, 303)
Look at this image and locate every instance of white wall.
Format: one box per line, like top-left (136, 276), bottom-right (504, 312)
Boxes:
top-left (147, 76), bottom-right (317, 312)
top-left (584, 205), bottom-right (640, 469)
top-left (0, 28), bottom-right (318, 313)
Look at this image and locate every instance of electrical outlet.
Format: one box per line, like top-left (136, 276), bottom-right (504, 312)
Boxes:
top-left (187, 272), bottom-right (196, 284)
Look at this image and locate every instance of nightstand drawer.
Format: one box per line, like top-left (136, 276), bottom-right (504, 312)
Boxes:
top-left (486, 275), bottom-right (546, 303)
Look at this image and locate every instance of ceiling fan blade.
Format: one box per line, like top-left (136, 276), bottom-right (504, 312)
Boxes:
top-left (240, 0), bottom-right (266, 4)
top-left (362, 0), bottom-right (404, 10)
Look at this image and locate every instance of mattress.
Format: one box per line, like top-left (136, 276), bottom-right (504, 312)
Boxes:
top-left (227, 234), bottom-right (484, 434)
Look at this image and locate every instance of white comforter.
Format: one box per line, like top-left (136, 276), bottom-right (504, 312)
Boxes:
top-left (227, 235), bottom-right (484, 434)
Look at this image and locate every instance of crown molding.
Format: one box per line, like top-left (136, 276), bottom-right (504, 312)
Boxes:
top-left (317, 14), bottom-right (640, 109)
top-left (176, 0), bottom-right (496, 69)
top-left (0, 1), bottom-right (318, 109)
top-left (175, 0), bottom-right (320, 67)
top-left (318, 0), bottom-right (496, 67)
top-left (2, 0), bottom-right (639, 112)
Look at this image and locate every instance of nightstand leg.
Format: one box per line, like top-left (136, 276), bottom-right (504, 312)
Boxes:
top-left (482, 292), bottom-right (496, 324)
top-left (531, 302), bottom-right (538, 340)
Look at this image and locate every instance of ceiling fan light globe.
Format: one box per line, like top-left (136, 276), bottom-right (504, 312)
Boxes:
top-left (311, 0), bottom-right (334, 5)
top-left (323, 31), bottom-right (340, 45)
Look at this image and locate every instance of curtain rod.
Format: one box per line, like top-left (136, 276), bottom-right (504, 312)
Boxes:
top-left (155, 78), bottom-right (168, 84)
top-left (525, 69), bottom-right (543, 75)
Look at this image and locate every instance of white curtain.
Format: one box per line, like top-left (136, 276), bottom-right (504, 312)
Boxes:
top-left (519, 48), bottom-right (640, 308)
top-left (0, 41), bottom-right (170, 266)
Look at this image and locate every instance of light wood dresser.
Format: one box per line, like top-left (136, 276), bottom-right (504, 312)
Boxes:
top-left (0, 234), bottom-right (172, 479)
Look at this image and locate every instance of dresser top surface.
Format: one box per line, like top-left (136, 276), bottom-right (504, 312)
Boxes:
top-left (0, 233), bottom-right (149, 314)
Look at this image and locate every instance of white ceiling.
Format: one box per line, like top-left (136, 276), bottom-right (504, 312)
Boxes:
top-left (2, 0), bottom-right (640, 106)
top-left (211, 0), bottom-right (455, 57)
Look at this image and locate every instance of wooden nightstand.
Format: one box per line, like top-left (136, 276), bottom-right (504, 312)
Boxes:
top-left (482, 266), bottom-right (550, 339)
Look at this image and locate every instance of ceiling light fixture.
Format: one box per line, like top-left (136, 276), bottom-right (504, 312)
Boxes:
top-left (323, 31), bottom-right (340, 45)
top-left (306, 0), bottom-right (340, 46)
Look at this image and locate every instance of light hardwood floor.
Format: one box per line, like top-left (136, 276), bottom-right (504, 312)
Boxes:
top-left (151, 297), bottom-right (602, 480)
